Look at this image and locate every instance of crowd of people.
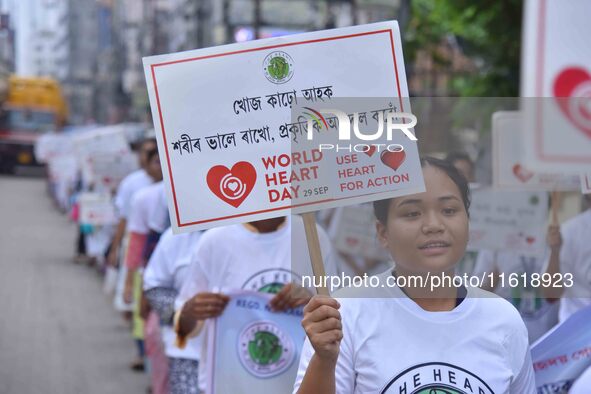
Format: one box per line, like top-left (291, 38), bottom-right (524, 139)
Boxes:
top-left (48, 131), bottom-right (591, 393)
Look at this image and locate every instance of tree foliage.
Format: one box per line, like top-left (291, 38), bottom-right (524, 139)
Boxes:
top-left (404, 0), bottom-right (523, 96)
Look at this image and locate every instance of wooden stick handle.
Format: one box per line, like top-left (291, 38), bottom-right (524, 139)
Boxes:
top-left (551, 191), bottom-right (560, 225)
top-left (302, 212), bottom-right (329, 296)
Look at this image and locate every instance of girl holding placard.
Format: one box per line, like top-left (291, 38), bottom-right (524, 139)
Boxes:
top-left (294, 157), bottom-right (535, 394)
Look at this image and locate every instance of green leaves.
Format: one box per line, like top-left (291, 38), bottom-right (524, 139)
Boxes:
top-left (405, 0), bottom-right (522, 97)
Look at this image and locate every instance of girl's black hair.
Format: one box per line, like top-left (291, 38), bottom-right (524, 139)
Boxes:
top-left (373, 156), bottom-right (471, 224)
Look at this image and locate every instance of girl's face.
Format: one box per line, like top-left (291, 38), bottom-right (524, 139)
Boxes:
top-left (139, 141), bottom-right (157, 168)
top-left (376, 165), bottom-right (469, 274)
top-left (147, 154), bottom-right (163, 182)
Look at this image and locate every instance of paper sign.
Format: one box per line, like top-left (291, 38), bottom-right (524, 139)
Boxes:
top-left (467, 188), bottom-right (548, 256)
top-left (34, 132), bottom-right (74, 163)
top-left (531, 305), bottom-right (591, 393)
top-left (582, 173), bottom-right (591, 194)
top-left (72, 126), bottom-right (131, 166)
top-left (78, 192), bottom-right (117, 225)
top-left (143, 21), bottom-right (424, 233)
top-left (73, 126), bottom-right (131, 187)
top-left (206, 291), bottom-right (304, 394)
top-left (47, 155), bottom-right (78, 184)
top-left (521, 0), bottom-right (591, 172)
top-left (492, 111), bottom-right (580, 191)
top-left (89, 152), bottom-right (138, 190)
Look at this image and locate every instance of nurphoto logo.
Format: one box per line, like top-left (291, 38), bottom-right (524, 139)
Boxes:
top-left (304, 108), bottom-right (417, 154)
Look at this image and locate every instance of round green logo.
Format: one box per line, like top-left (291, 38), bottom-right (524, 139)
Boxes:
top-left (238, 321), bottom-right (295, 378)
top-left (248, 331), bottom-right (283, 365)
top-left (263, 51), bottom-right (294, 84)
top-left (258, 282), bottom-right (285, 294)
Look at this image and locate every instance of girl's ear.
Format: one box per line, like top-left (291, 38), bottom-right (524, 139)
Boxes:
top-left (375, 220), bottom-right (388, 248)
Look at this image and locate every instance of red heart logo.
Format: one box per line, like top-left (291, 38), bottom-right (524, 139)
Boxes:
top-left (364, 145), bottom-right (377, 157)
top-left (526, 236), bottom-right (536, 245)
top-left (553, 67), bottom-right (591, 139)
top-left (206, 161), bottom-right (257, 208)
top-left (380, 150), bottom-right (406, 171)
top-left (512, 163), bottom-right (534, 183)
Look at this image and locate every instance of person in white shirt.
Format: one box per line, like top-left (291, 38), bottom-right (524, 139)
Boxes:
top-left (113, 143), bottom-right (161, 372)
top-left (110, 138), bottom-right (156, 317)
top-left (144, 228), bottom-right (204, 394)
top-left (473, 250), bottom-right (558, 343)
top-left (543, 194), bottom-right (591, 322)
top-left (175, 215), bottom-right (338, 393)
top-left (294, 157), bottom-right (536, 394)
top-left (108, 137), bottom-right (157, 267)
top-left (123, 181), bottom-right (165, 303)
top-left (123, 151), bottom-right (164, 379)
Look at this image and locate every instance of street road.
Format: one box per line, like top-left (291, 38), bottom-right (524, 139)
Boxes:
top-left (0, 176), bottom-right (147, 394)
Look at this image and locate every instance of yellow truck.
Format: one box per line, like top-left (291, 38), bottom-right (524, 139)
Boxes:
top-left (0, 75), bottom-right (68, 172)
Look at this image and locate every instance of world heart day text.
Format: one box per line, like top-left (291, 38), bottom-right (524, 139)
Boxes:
top-left (261, 149), bottom-right (410, 203)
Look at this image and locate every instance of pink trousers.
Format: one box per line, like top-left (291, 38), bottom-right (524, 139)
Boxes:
top-left (145, 311), bottom-right (169, 394)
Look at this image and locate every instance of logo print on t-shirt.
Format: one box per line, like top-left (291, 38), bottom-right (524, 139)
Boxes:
top-left (380, 362), bottom-right (494, 394)
top-left (242, 268), bottom-right (301, 294)
top-left (237, 321), bottom-right (296, 378)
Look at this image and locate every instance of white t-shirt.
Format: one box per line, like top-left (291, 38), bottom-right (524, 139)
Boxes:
top-left (176, 215), bottom-right (338, 306)
top-left (148, 184), bottom-right (170, 233)
top-left (114, 169), bottom-right (153, 220)
top-left (570, 365), bottom-right (591, 394)
top-left (176, 214), bottom-right (338, 391)
top-left (293, 270), bottom-right (536, 394)
top-left (127, 182), bottom-right (164, 234)
top-left (556, 209), bottom-right (591, 322)
top-left (473, 250), bottom-right (558, 343)
top-left (144, 228), bottom-right (203, 360)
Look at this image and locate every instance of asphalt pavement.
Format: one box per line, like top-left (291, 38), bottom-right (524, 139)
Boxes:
top-left (0, 175), bottom-right (147, 394)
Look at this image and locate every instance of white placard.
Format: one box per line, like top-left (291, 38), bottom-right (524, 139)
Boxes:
top-left (144, 21), bottom-right (424, 233)
top-left (492, 111), bottom-right (580, 191)
top-left (73, 126), bottom-right (132, 186)
top-left (89, 152), bottom-right (139, 190)
top-left (73, 126), bottom-right (131, 161)
top-left (34, 132), bottom-right (74, 163)
top-left (467, 188), bottom-right (548, 256)
top-left (521, 0), bottom-right (591, 172)
top-left (531, 305), bottom-right (591, 393)
top-left (47, 155), bottom-right (78, 184)
top-left (206, 291), bottom-right (304, 394)
top-left (78, 193), bottom-right (117, 225)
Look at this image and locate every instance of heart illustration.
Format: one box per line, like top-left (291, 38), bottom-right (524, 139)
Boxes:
top-left (380, 150), bottom-right (406, 171)
top-left (364, 145), bottom-right (377, 157)
top-left (206, 161), bottom-right (257, 208)
top-left (553, 67), bottom-right (591, 139)
top-left (526, 236), bottom-right (536, 245)
top-left (512, 163), bottom-right (534, 183)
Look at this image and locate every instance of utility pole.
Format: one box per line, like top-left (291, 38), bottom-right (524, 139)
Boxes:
top-left (253, 0), bottom-right (261, 39)
top-left (223, 0), bottom-right (231, 43)
top-left (350, 0), bottom-right (357, 25)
